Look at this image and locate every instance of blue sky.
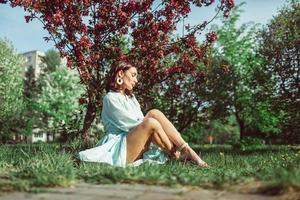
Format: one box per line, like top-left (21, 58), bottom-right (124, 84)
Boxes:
top-left (0, 0), bottom-right (287, 53)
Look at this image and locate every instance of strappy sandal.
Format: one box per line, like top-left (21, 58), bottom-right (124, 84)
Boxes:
top-left (177, 142), bottom-right (189, 152)
top-left (177, 143), bottom-right (209, 168)
top-left (177, 142), bottom-right (191, 164)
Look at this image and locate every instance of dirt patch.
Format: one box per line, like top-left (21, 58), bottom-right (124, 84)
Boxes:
top-left (227, 181), bottom-right (300, 200)
top-left (1, 181), bottom-right (299, 200)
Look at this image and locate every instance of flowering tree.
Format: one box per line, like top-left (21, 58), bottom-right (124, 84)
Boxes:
top-left (1, 0), bottom-right (234, 142)
top-left (0, 38), bottom-right (25, 142)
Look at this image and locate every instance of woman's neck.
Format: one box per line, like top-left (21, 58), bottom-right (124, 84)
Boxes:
top-left (119, 90), bottom-right (125, 96)
top-left (110, 87), bottom-right (126, 96)
top-left (113, 88), bottom-right (125, 96)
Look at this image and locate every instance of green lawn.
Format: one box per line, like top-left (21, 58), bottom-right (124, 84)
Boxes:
top-left (0, 143), bottom-right (299, 194)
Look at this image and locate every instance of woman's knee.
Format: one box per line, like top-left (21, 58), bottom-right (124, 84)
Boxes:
top-left (141, 117), bottom-right (161, 132)
top-left (146, 109), bottom-right (162, 118)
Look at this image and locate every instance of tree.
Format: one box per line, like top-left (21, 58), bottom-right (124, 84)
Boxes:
top-left (34, 65), bottom-right (84, 141)
top-left (22, 52), bottom-right (44, 137)
top-left (41, 49), bottom-right (61, 73)
top-left (258, 0), bottom-right (300, 143)
top-left (208, 4), bottom-right (282, 139)
top-left (0, 38), bottom-right (25, 141)
top-left (17, 49), bottom-right (86, 142)
top-left (150, 65), bottom-right (209, 132)
top-left (22, 63), bottom-right (39, 136)
top-left (183, 115), bottom-right (240, 144)
top-left (36, 49), bottom-right (62, 94)
top-left (1, 0), bottom-right (234, 143)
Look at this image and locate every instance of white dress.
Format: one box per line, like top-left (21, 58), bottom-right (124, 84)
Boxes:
top-left (78, 91), bottom-right (169, 167)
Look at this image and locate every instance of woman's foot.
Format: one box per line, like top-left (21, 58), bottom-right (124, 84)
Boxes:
top-left (188, 147), bottom-right (209, 167)
top-left (178, 143), bottom-right (209, 167)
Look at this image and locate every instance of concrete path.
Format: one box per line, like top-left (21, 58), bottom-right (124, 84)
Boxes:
top-left (0, 182), bottom-right (280, 200)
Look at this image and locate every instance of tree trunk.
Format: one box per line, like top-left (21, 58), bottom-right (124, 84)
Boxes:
top-left (81, 101), bottom-right (97, 146)
top-left (235, 113), bottom-right (247, 140)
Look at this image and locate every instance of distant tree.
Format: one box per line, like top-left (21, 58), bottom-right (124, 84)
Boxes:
top-left (34, 66), bottom-right (84, 141)
top-left (183, 115), bottom-right (240, 144)
top-left (23, 65), bottom-right (38, 98)
top-left (41, 49), bottom-right (61, 73)
top-left (20, 49), bottom-right (85, 141)
top-left (258, 0), bottom-right (300, 143)
top-left (0, 38), bottom-right (25, 141)
top-left (37, 49), bottom-right (61, 93)
top-left (1, 0), bottom-right (235, 144)
top-left (22, 52), bottom-right (43, 137)
top-left (209, 4), bottom-right (282, 139)
top-left (151, 67), bottom-right (209, 132)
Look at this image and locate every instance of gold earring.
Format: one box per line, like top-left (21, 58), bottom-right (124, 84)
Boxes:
top-left (117, 77), bottom-right (123, 85)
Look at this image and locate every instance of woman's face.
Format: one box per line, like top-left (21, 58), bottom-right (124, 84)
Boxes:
top-left (118, 67), bottom-right (138, 91)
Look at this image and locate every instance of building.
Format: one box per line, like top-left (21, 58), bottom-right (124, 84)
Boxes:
top-left (22, 50), bottom-right (45, 79)
top-left (26, 128), bottom-right (48, 143)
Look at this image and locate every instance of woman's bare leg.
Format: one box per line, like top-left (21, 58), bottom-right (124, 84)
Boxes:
top-left (145, 109), bottom-right (208, 167)
top-left (126, 117), bottom-right (176, 163)
top-left (145, 109), bottom-right (185, 147)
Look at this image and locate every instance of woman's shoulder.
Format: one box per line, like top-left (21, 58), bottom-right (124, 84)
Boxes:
top-left (104, 91), bottom-right (131, 103)
top-left (104, 91), bottom-right (120, 100)
top-left (105, 91), bottom-right (136, 99)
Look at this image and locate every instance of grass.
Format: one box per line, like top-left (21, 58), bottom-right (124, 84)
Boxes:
top-left (0, 143), bottom-right (299, 195)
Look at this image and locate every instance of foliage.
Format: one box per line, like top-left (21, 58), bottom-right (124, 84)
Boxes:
top-left (149, 4), bottom-right (278, 141)
top-left (151, 71), bottom-right (209, 132)
top-left (183, 115), bottom-right (240, 144)
top-left (209, 4), bottom-right (282, 138)
top-left (231, 137), bottom-right (266, 151)
top-left (1, 0), bottom-right (235, 141)
top-left (22, 64), bottom-right (40, 136)
top-left (40, 48), bottom-right (61, 73)
top-left (34, 62), bottom-right (85, 141)
top-left (21, 50), bottom-right (62, 137)
top-left (258, 0), bottom-right (300, 143)
top-left (0, 38), bottom-right (25, 140)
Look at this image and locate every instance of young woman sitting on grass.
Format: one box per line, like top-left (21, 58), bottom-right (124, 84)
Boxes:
top-left (78, 61), bottom-right (208, 168)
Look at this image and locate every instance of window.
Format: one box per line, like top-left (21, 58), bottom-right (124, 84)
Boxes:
top-left (34, 133), bottom-right (43, 138)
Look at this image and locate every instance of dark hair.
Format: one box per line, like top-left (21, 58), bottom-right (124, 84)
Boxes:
top-left (105, 61), bottom-right (135, 97)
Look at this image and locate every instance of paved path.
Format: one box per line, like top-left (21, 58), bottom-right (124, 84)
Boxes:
top-left (0, 182), bottom-right (280, 200)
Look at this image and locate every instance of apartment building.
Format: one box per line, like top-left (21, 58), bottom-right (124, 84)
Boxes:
top-left (22, 50), bottom-right (45, 79)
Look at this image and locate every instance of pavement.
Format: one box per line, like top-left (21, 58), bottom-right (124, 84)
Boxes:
top-left (0, 182), bottom-right (281, 200)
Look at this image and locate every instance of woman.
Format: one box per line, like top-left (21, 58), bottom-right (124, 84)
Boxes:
top-left (78, 61), bottom-right (208, 167)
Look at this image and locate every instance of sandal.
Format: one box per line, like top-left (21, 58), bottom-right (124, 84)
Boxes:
top-left (177, 142), bottom-right (191, 164)
top-left (177, 143), bottom-right (209, 168)
top-left (177, 142), bottom-right (189, 152)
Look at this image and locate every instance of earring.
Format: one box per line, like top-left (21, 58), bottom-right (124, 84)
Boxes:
top-left (117, 77), bottom-right (123, 85)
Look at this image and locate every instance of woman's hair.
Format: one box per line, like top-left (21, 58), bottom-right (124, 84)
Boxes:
top-left (105, 61), bottom-right (135, 97)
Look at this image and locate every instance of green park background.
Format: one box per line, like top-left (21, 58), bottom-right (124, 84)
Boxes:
top-left (0, 1), bottom-right (299, 195)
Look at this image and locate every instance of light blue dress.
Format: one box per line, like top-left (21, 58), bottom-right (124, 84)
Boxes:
top-left (78, 91), bottom-right (169, 167)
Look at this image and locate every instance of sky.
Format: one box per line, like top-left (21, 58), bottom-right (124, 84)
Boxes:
top-left (0, 0), bottom-right (288, 54)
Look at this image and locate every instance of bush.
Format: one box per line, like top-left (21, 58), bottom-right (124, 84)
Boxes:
top-left (183, 116), bottom-right (239, 145)
top-left (231, 137), bottom-right (266, 151)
